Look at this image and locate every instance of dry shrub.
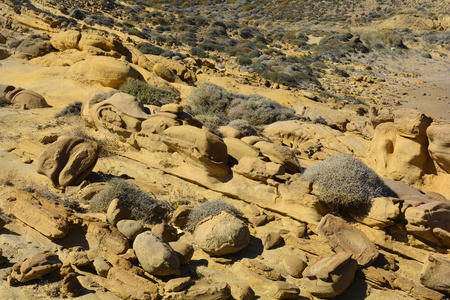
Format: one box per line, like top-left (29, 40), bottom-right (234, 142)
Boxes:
top-left (90, 179), bottom-right (173, 225)
top-left (301, 155), bottom-right (396, 215)
top-left (184, 199), bottom-right (241, 232)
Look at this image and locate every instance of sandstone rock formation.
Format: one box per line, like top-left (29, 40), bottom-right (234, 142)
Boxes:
top-left (36, 136), bottom-right (99, 188)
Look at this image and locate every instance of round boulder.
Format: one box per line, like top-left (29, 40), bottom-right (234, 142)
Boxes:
top-left (133, 231), bottom-right (180, 276)
top-left (194, 211), bottom-right (250, 256)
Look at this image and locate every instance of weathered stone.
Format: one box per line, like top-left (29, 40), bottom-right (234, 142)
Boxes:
top-left (235, 285), bottom-right (255, 300)
top-left (60, 272), bottom-right (82, 297)
top-left (393, 277), bottom-right (446, 300)
top-left (93, 257), bottom-right (111, 277)
top-left (249, 215), bottom-right (267, 227)
top-left (223, 138), bottom-right (261, 163)
top-left (404, 201), bottom-right (450, 232)
top-left (161, 103), bottom-right (183, 114)
top-left (232, 156), bottom-right (285, 181)
top-left (152, 222), bottom-right (178, 242)
top-left (65, 56), bottom-right (140, 88)
top-left (9, 89), bottom-right (49, 109)
top-left (86, 221), bottom-right (129, 255)
top-left (50, 30), bottom-right (81, 51)
top-left (165, 277), bottom-right (192, 292)
top-left (194, 211), bottom-right (250, 256)
top-left (117, 219), bottom-right (144, 240)
top-left (283, 256), bottom-right (307, 278)
top-left (36, 136), bottom-right (99, 188)
top-left (133, 231), bottom-right (180, 276)
top-left (162, 282), bottom-right (231, 300)
top-left (351, 197), bottom-right (401, 229)
top-left (67, 246), bottom-right (90, 267)
top-left (427, 120), bottom-right (450, 173)
top-left (9, 194), bottom-right (69, 238)
top-left (164, 125), bottom-right (228, 164)
top-left (9, 252), bottom-right (62, 285)
top-left (317, 214), bottom-right (379, 266)
top-left (107, 198), bottom-right (132, 226)
top-left (420, 253), bottom-right (450, 294)
top-left (268, 281), bottom-right (300, 299)
top-left (240, 258), bottom-right (281, 281)
top-left (169, 241), bottom-right (194, 265)
top-left (104, 267), bottom-right (159, 300)
top-left (302, 252), bottom-right (358, 298)
top-left (170, 205), bottom-right (192, 228)
top-left (263, 232), bottom-right (283, 250)
top-left (141, 114), bottom-right (181, 134)
top-left (253, 141), bottom-right (300, 173)
top-left (78, 33), bottom-right (127, 57)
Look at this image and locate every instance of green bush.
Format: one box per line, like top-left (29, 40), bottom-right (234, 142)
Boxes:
top-left (301, 155), bottom-right (396, 215)
top-left (188, 83), bottom-right (234, 116)
top-left (128, 28), bottom-right (145, 38)
top-left (236, 56), bottom-right (253, 66)
top-left (90, 179), bottom-right (174, 224)
top-left (184, 199), bottom-right (241, 232)
top-left (119, 78), bottom-right (178, 106)
top-left (228, 97), bottom-right (296, 126)
top-left (262, 71), bottom-right (297, 87)
top-left (54, 101), bottom-right (83, 118)
top-left (136, 42), bottom-right (164, 55)
top-left (189, 47), bottom-right (208, 58)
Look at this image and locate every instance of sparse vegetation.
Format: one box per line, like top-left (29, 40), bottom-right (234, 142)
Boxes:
top-left (228, 119), bottom-right (258, 136)
top-left (90, 178), bottom-right (174, 224)
top-left (54, 101), bottom-right (83, 118)
top-left (119, 78), bottom-right (178, 106)
top-left (184, 199), bottom-right (242, 232)
top-left (301, 155), bottom-right (396, 215)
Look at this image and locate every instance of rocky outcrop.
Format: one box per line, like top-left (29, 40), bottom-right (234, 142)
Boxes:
top-left (427, 120), bottom-right (450, 173)
top-left (36, 136), bottom-right (99, 188)
top-left (420, 253), bottom-right (450, 294)
top-left (9, 252), bottom-right (62, 285)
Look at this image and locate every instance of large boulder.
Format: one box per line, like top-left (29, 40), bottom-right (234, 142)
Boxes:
top-left (78, 32), bottom-right (128, 57)
top-left (1, 85), bottom-right (49, 108)
top-left (253, 141), bottom-right (300, 173)
top-left (427, 120), bottom-right (450, 173)
top-left (133, 231), bottom-right (180, 276)
top-left (85, 92), bottom-right (149, 139)
top-left (317, 214), bottom-right (379, 266)
top-left (164, 125), bottom-right (228, 164)
top-left (86, 221), bottom-right (129, 255)
top-left (9, 252), bottom-right (62, 285)
top-left (50, 30), bottom-right (81, 51)
top-left (36, 136), bottom-right (99, 188)
top-left (193, 211), bottom-right (250, 256)
top-left (302, 252), bottom-right (358, 298)
top-left (65, 56), bottom-right (140, 88)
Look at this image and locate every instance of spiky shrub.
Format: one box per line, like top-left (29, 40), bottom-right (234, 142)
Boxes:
top-left (301, 155), bottom-right (395, 215)
top-left (227, 97), bottom-right (296, 126)
top-left (184, 199), bottom-right (242, 233)
top-left (90, 179), bottom-right (174, 225)
top-left (119, 78), bottom-right (178, 106)
top-left (54, 101), bottom-right (83, 118)
top-left (188, 83), bottom-right (234, 116)
top-left (228, 119), bottom-right (258, 136)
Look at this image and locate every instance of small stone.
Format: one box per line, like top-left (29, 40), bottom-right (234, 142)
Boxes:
top-left (93, 257), bottom-right (111, 277)
top-left (263, 232), bottom-right (283, 250)
top-left (169, 241), bottom-right (194, 265)
top-left (152, 222), bottom-right (178, 242)
top-left (161, 103), bottom-right (183, 114)
top-left (211, 257), bottom-right (234, 264)
top-left (60, 272), bottom-right (82, 297)
top-left (165, 276), bottom-right (192, 292)
top-left (292, 223), bottom-right (307, 238)
top-left (283, 256), bottom-right (307, 278)
top-left (22, 156), bottom-right (32, 164)
top-left (241, 258), bottom-right (281, 281)
top-left (67, 246), bottom-right (90, 267)
top-left (268, 281), bottom-right (300, 299)
top-left (116, 219), bottom-right (143, 241)
top-left (249, 215), bottom-right (267, 226)
top-left (39, 134), bottom-right (58, 144)
top-left (236, 285), bottom-right (255, 300)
